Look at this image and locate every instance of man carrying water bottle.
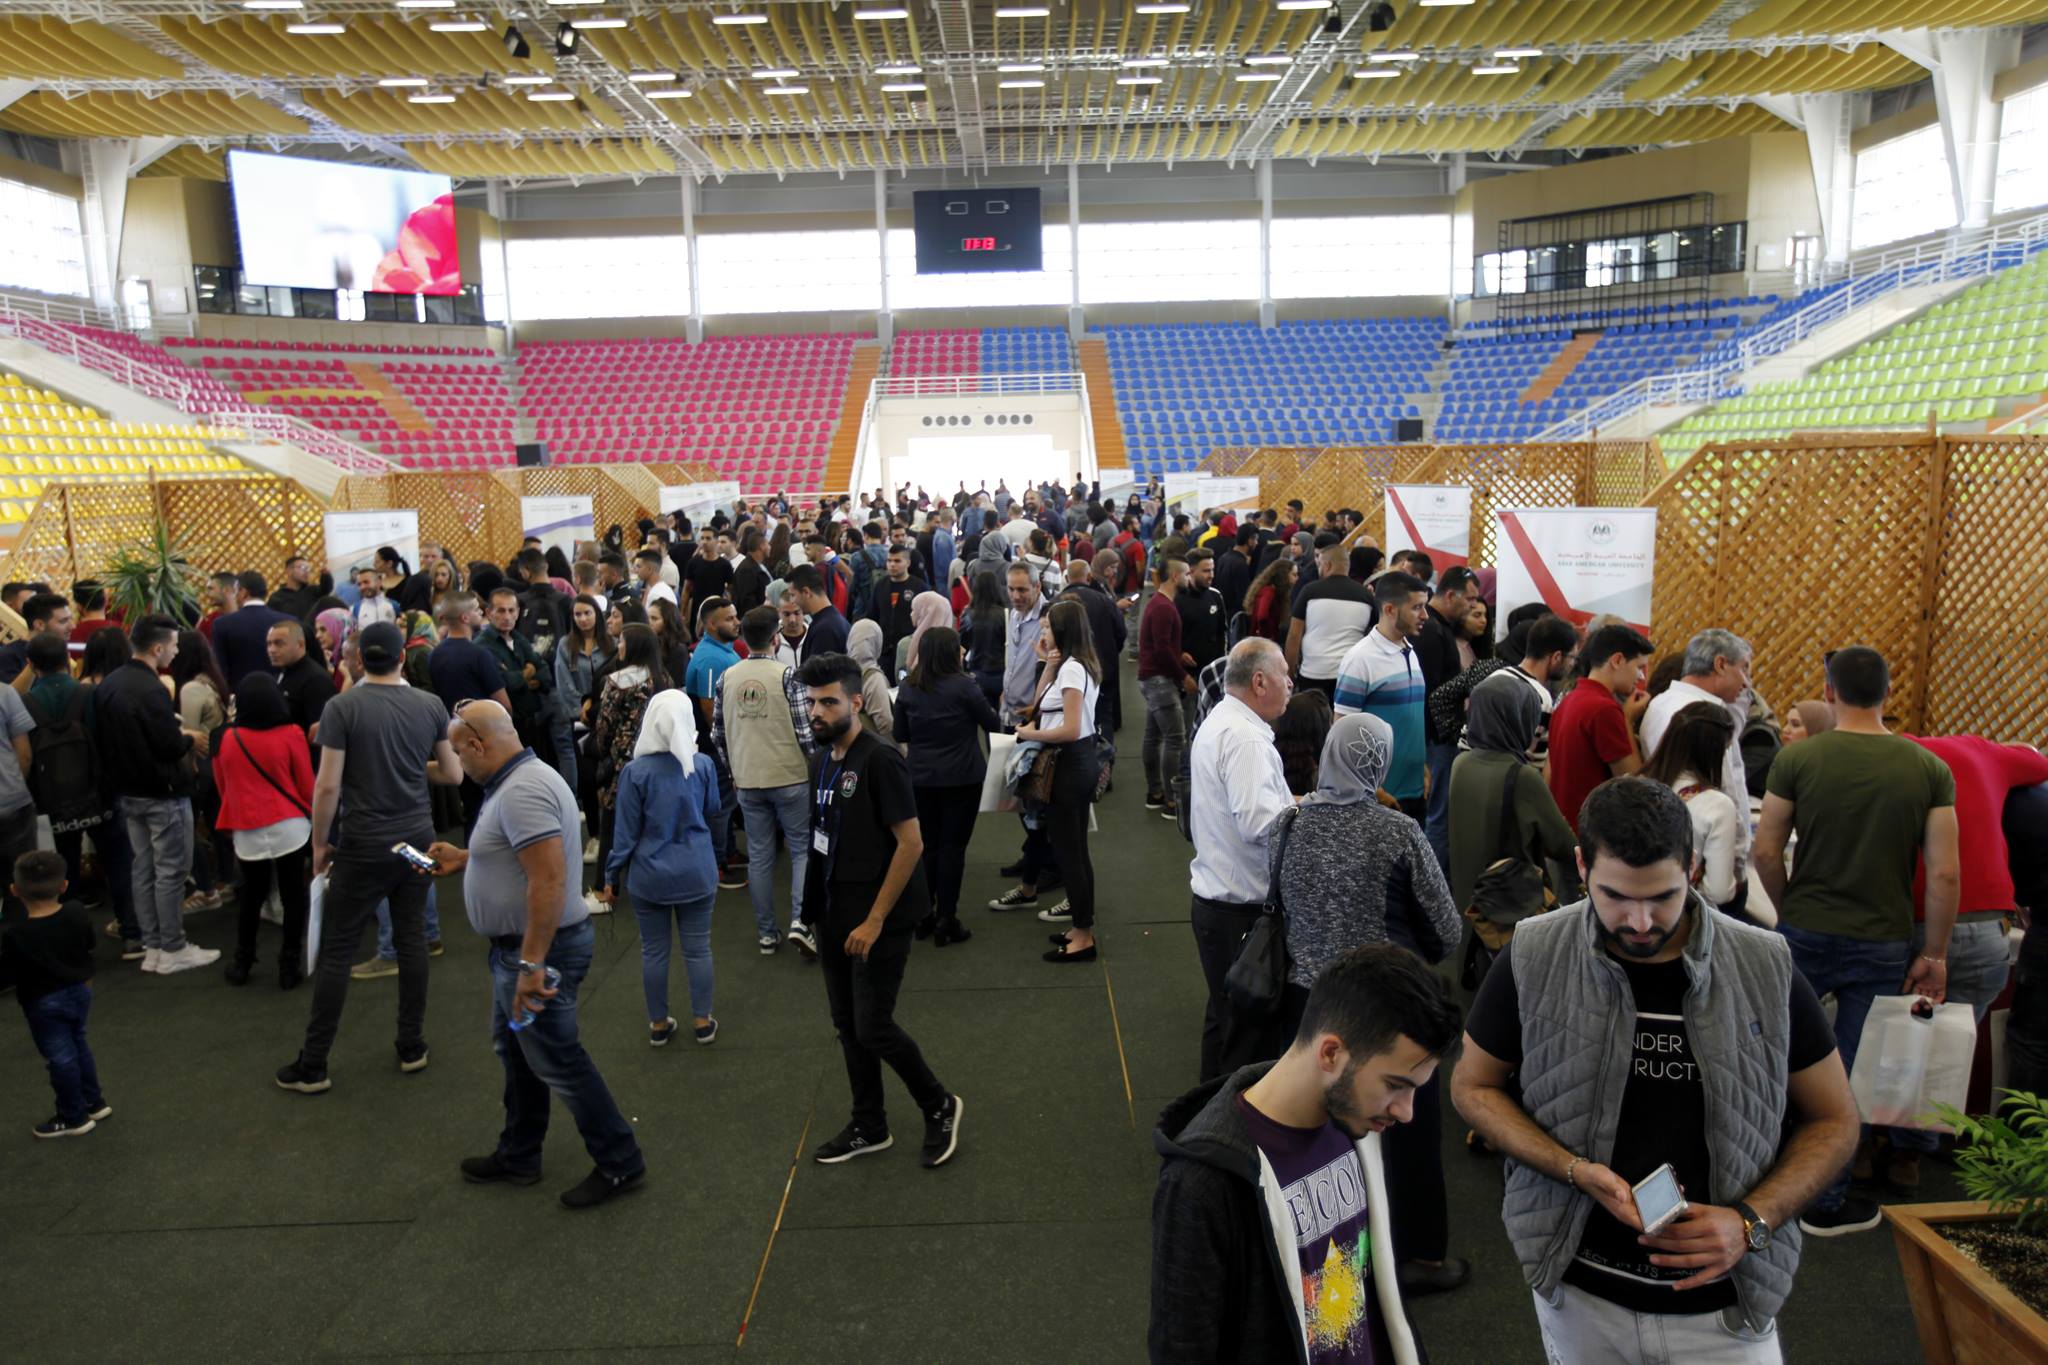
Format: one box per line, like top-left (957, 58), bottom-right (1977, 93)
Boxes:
top-left (427, 699), bottom-right (646, 1210)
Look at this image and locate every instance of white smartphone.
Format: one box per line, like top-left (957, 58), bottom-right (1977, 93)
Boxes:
top-left (391, 841), bottom-right (439, 874)
top-left (1632, 1163), bottom-right (1689, 1236)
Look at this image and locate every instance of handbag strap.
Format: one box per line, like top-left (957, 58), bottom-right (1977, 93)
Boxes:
top-left (232, 728), bottom-right (311, 819)
top-left (1264, 805), bottom-right (1300, 916)
top-left (1494, 764), bottom-right (1525, 865)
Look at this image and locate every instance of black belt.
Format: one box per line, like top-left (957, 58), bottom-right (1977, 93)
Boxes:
top-left (1191, 894), bottom-right (1261, 914)
top-left (1955, 909), bottom-right (2013, 925)
top-left (490, 934), bottom-right (524, 949)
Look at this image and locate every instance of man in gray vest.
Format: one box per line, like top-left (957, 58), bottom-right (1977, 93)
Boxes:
top-left (713, 606), bottom-right (818, 959)
top-left (1451, 777), bottom-right (1859, 1362)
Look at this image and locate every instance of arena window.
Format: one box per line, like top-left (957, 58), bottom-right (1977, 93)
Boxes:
top-left (0, 176), bottom-right (89, 298)
top-left (1850, 123), bottom-right (1956, 251)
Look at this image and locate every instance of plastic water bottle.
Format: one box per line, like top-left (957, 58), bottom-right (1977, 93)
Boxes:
top-left (507, 966), bottom-right (562, 1031)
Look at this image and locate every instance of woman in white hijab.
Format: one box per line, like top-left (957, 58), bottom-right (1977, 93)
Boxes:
top-left (600, 690), bottom-right (723, 1046)
top-left (844, 618), bottom-right (895, 739)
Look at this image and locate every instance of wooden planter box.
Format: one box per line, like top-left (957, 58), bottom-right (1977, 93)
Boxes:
top-left (1885, 1202), bottom-right (2048, 1365)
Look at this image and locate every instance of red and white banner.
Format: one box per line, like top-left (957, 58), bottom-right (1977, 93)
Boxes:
top-left (1384, 484), bottom-right (1470, 569)
top-left (1494, 507), bottom-right (1657, 639)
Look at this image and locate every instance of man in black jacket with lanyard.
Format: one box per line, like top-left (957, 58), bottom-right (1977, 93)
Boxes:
top-left (798, 651), bottom-right (963, 1171)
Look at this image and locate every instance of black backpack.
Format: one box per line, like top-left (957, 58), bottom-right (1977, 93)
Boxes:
top-left (23, 684), bottom-right (103, 828)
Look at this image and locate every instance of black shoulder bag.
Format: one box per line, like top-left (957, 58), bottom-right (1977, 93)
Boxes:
top-left (1225, 805), bottom-right (1300, 1016)
top-left (1464, 765), bottom-right (1549, 962)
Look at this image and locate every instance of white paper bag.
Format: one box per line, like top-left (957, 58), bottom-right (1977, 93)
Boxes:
top-left (979, 732), bottom-right (1020, 814)
top-left (304, 871), bottom-right (329, 978)
top-left (1848, 994), bottom-right (1978, 1132)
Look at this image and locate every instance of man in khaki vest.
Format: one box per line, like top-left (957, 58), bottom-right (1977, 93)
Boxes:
top-left (712, 606), bottom-right (818, 959)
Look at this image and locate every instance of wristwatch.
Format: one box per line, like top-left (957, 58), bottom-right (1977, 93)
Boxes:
top-left (516, 959), bottom-right (547, 976)
top-left (1733, 1200), bottom-right (1772, 1252)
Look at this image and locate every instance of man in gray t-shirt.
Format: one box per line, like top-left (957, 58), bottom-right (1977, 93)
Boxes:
top-left (0, 683), bottom-right (38, 866)
top-left (279, 623), bottom-right (464, 1095)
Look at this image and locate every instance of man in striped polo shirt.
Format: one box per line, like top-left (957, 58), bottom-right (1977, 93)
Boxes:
top-left (1332, 571), bottom-right (1431, 820)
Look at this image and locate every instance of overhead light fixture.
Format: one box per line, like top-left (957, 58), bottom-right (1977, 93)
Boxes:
top-left (853, 6), bottom-right (910, 17)
top-left (1122, 57), bottom-right (1168, 67)
top-left (880, 82), bottom-right (927, 93)
top-left (627, 71), bottom-right (676, 82)
top-left (1352, 67), bottom-right (1401, 79)
top-left (753, 68), bottom-right (800, 78)
top-left (408, 93), bottom-right (457, 103)
top-left (1417, 0), bottom-right (1474, 6)
top-left (1366, 0), bottom-right (1396, 29)
top-left (998, 78), bottom-right (1045, 88)
top-left (527, 89), bottom-right (577, 101)
top-left (1135, 2), bottom-right (1192, 10)
top-left (1495, 47), bottom-right (1543, 59)
top-left (1244, 54), bottom-right (1293, 65)
top-left (874, 64), bottom-right (922, 75)
top-left (1116, 75), bottom-right (1162, 85)
top-left (242, 0), bottom-right (303, 9)
top-left (1273, 0), bottom-right (1331, 9)
top-left (394, 0), bottom-right (455, 8)
top-left (711, 11), bottom-right (769, 23)
top-left (994, 6), bottom-right (1051, 16)
top-left (1235, 71), bottom-right (1284, 81)
top-left (1367, 49), bottom-right (1420, 62)
top-left (503, 72), bottom-right (553, 84)
top-left (553, 21), bottom-right (577, 52)
top-left (997, 62), bottom-right (1044, 72)
top-left (569, 17), bottom-right (627, 28)
top-left (1471, 62), bottom-right (1520, 75)
top-left (378, 76), bottom-right (430, 86)
top-left (501, 23), bottom-right (531, 58)
top-left (428, 19), bottom-right (489, 31)
top-left (285, 21), bottom-right (347, 34)
top-left (550, 0), bottom-right (603, 5)
top-left (764, 85), bottom-right (810, 95)
top-left (645, 88), bottom-right (694, 99)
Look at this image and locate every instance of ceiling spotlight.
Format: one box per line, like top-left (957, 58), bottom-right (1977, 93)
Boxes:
top-left (501, 23), bottom-right (530, 58)
top-left (378, 76), bottom-right (430, 86)
top-left (874, 64), bottom-right (922, 75)
top-left (1495, 47), bottom-right (1543, 59)
top-left (1244, 54), bottom-right (1293, 65)
top-left (753, 68), bottom-right (800, 78)
top-left (1471, 62), bottom-right (1520, 75)
top-left (880, 82), bottom-right (927, 92)
top-left (998, 78), bottom-right (1045, 88)
top-left (503, 73), bottom-right (552, 84)
top-left (569, 17), bottom-right (627, 28)
top-left (1366, 0), bottom-right (1397, 28)
top-left (553, 21), bottom-right (577, 53)
top-left (994, 6), bottom-right (1051, 16)
top-left (627, 71), bottom-right (675, 82)
top-left (527, 90), bottom-right (577, 101)
top-left (1135, 2), bottom-right (1192, 10)
top-left (1235, 71), bottom-right (1283, 81)
top-left (711, 11), bottom-right (769, 23)
top-left (408, 92), bottom-right (457, 103)
top-left (285, 21), bottom-right (347, 34)
top-left (997, 62), bottom-right (1044, 72)
top-left (428, 19), bottom-right (489, 31)
top-left (1352, 67), bottom-right (1401, 79)
top-left (853, 6), bottom-right (910, 16)
top-left (1368, 49), bottom-right (1420, 62)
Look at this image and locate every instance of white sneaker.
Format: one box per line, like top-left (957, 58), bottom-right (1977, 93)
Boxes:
top-left (757, 932), bottom-right (780, 955)
top-left (153, 943), bottom-right (221, 975)
top-left (140, 948), bottom-right (161, 973)
top-left (582, 891), bottom-right (612, 916)
top-left (584, 837), bottom-right (599, 864)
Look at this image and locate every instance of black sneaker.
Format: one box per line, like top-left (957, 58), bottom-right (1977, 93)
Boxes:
top-left (119, 941), bottom-right (146, 962)
top-left (32, 1116), bottom-right (95, 1139)
top-left (560, 1165), bottom-right (645, 1209)
top-left (922, 1094), bottom-right (964, 1169)
top-left (786, 923), bottom-right (818, 960)
top-left (987, 887), bottom-right (1038, 910)
top-left (649, 1016), bottom-right (680, 1047)
top-left (1143, 790), bottom-right (1165, 809)
top-left (460, 1153), bottom-right (542, 1185)
top-left (275, 1056), bottom-right (331, 1094)
top-left (396, 1042), bottom-right (430, 1074)
top-left (814, 1123), bottom-right (893, 1164)
top-left (717, 867), bottom-right (748, 891)
top-left (85, 1102), bottom-right (112, 1122)
top-left (1799, 1196), bottom-right (1884, 1237)
top-left (998, 859), bottom-right (1027, 878)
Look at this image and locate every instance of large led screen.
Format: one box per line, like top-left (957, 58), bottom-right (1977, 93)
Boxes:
top-left (227, 150), bottom-right (459, 295)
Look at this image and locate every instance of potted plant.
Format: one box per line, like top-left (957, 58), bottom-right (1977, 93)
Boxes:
top-left (101, 519), bottom-right (203, 624)
top-left (1885, 1090), bottom-right (2048, 1364)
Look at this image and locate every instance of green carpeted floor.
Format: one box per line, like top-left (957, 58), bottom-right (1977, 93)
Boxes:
top-left (0, 662), bottom-right (1946, 1361)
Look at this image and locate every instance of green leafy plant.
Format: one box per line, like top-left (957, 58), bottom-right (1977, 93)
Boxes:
top-left (101, 519), bottom-right (202, 624)
top-left (1930, 1091), bottom-right (2048, 1235)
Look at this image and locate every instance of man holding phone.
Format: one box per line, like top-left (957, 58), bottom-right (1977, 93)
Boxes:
top-left (1452, 778), bottom-right (1858, 1362)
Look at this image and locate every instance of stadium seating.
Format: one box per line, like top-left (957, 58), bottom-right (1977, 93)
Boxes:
top-left (887, 326), bottom-right (1073, 378)
top-left (1103, 319), bottom-right (1443, 480)
top-left (1436, 319), bottom-right (1739, 443)
top-left (1661, 249), bottom-right (2048, 459)
top-left (0, 370), bottom-right (245, 532)
top-left (515, 332), bottom-right (866, 485)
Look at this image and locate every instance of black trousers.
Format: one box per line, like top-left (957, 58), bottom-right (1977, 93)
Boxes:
top-left (817, 925), bottom-right (946, 1134)
top-left (233, 842), bottom-right (312, 970)
top-left (1190, 895), bottom-right (1264, 1083)
top-left (914, 784), bottom-right (980, 921)
top-left (1380, 1068), bottom-right (1449, 1264)
top-left (2009, 910), bottom-right (2048, 1105)
top-left (298, 843), bottom-right (432, 1069)
top-left (1033, 742), bottom-right (1099, 929)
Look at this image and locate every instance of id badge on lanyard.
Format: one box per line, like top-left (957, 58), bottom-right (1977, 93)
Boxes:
top-left (814, 757), bottom-right (844, 860)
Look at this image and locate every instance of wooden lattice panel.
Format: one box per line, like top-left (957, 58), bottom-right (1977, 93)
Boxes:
top-left (334, 470), bottom-right (522, 572)
top-left (1924, 437), bottom-right (2048, 744)
top-left (495, 467), bottom-right (663, 546)
top-left (1648, 435), bottom-right (1940, 734)
top-left (1197, 447), bottom-right (1261, 477)
top-left (1398, 443), bottom-right (1600, 569)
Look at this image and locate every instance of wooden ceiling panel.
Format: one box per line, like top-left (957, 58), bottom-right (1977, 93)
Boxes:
top-left (0, 91), bottom-right (306, 138)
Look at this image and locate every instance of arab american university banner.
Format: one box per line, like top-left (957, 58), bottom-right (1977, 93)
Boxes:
top-left (1383, 484), bottom-right (1471, 569)
top-left (520, 495), bottom-right (594, 559)
top-left (1493, 506), bottom-right (1657, 640)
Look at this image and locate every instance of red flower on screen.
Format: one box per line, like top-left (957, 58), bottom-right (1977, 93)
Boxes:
top-left (370, 193), bottom-right (461, 295)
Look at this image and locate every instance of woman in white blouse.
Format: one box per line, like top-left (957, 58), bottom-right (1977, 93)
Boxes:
top-left (1014, 600), bottom-right (1102, 964)
top-left (1642, 700), bottom-right (1743, 912)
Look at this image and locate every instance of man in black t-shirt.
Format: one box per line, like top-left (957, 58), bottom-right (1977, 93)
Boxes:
top-left (797, 651), bottom-right (962, 1171)
top-left (683, 527), bottom-right (733, 628)
top-left (1452, 778), bottom-right (1860, 1355)
top-left (1176, 548), bottom-right (1229, 686)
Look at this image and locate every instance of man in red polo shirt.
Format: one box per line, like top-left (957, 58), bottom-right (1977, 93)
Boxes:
top-left (1546, 624), bottom-right (1653, 829)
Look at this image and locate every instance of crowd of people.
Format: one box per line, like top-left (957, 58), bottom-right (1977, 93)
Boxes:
top-left (1, 473), bottom-right (2045, 1363)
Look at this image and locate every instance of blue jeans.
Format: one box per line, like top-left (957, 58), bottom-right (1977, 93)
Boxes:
top-left (635, 895), bottom-right (715, 1023)
top-left (486, 919), bottom-right (643, 1178)
top-left (1423, 739), bottom-right (1456, 874)
top-left (1780, 922), bottom-right (1910, 1211)
top-left (376, 883), bottom-right (443, 961)
top-left (118, 795), bottom-right (194, 952)
top-left (22, 983), bottom-right (103, 1124)
top-left (548, 714), bottom-right (577, 791)
top-left (738, 783), bottom-right (810, 936)
top-left (1891, 919), bottom-right (2012, 1155)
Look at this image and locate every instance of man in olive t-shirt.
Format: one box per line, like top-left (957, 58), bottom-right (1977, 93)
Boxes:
top-left (1752, 645), bottom-right (1958, 1235)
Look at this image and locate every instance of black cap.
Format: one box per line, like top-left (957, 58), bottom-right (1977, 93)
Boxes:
top-left (358, 621), bottom-right (404, 671)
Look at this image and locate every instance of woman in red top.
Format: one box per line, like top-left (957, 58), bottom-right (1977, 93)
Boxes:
top-left (213, 673), bottom-right (316, 989)
top-left (1242, 556), bottom-right (1297, 647)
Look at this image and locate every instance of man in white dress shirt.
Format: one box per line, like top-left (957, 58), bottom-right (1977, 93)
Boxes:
top-left (1186, 638), bottom-right (1296, 1082)
top-left (1640, 628), bottom-right (1755, 882)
